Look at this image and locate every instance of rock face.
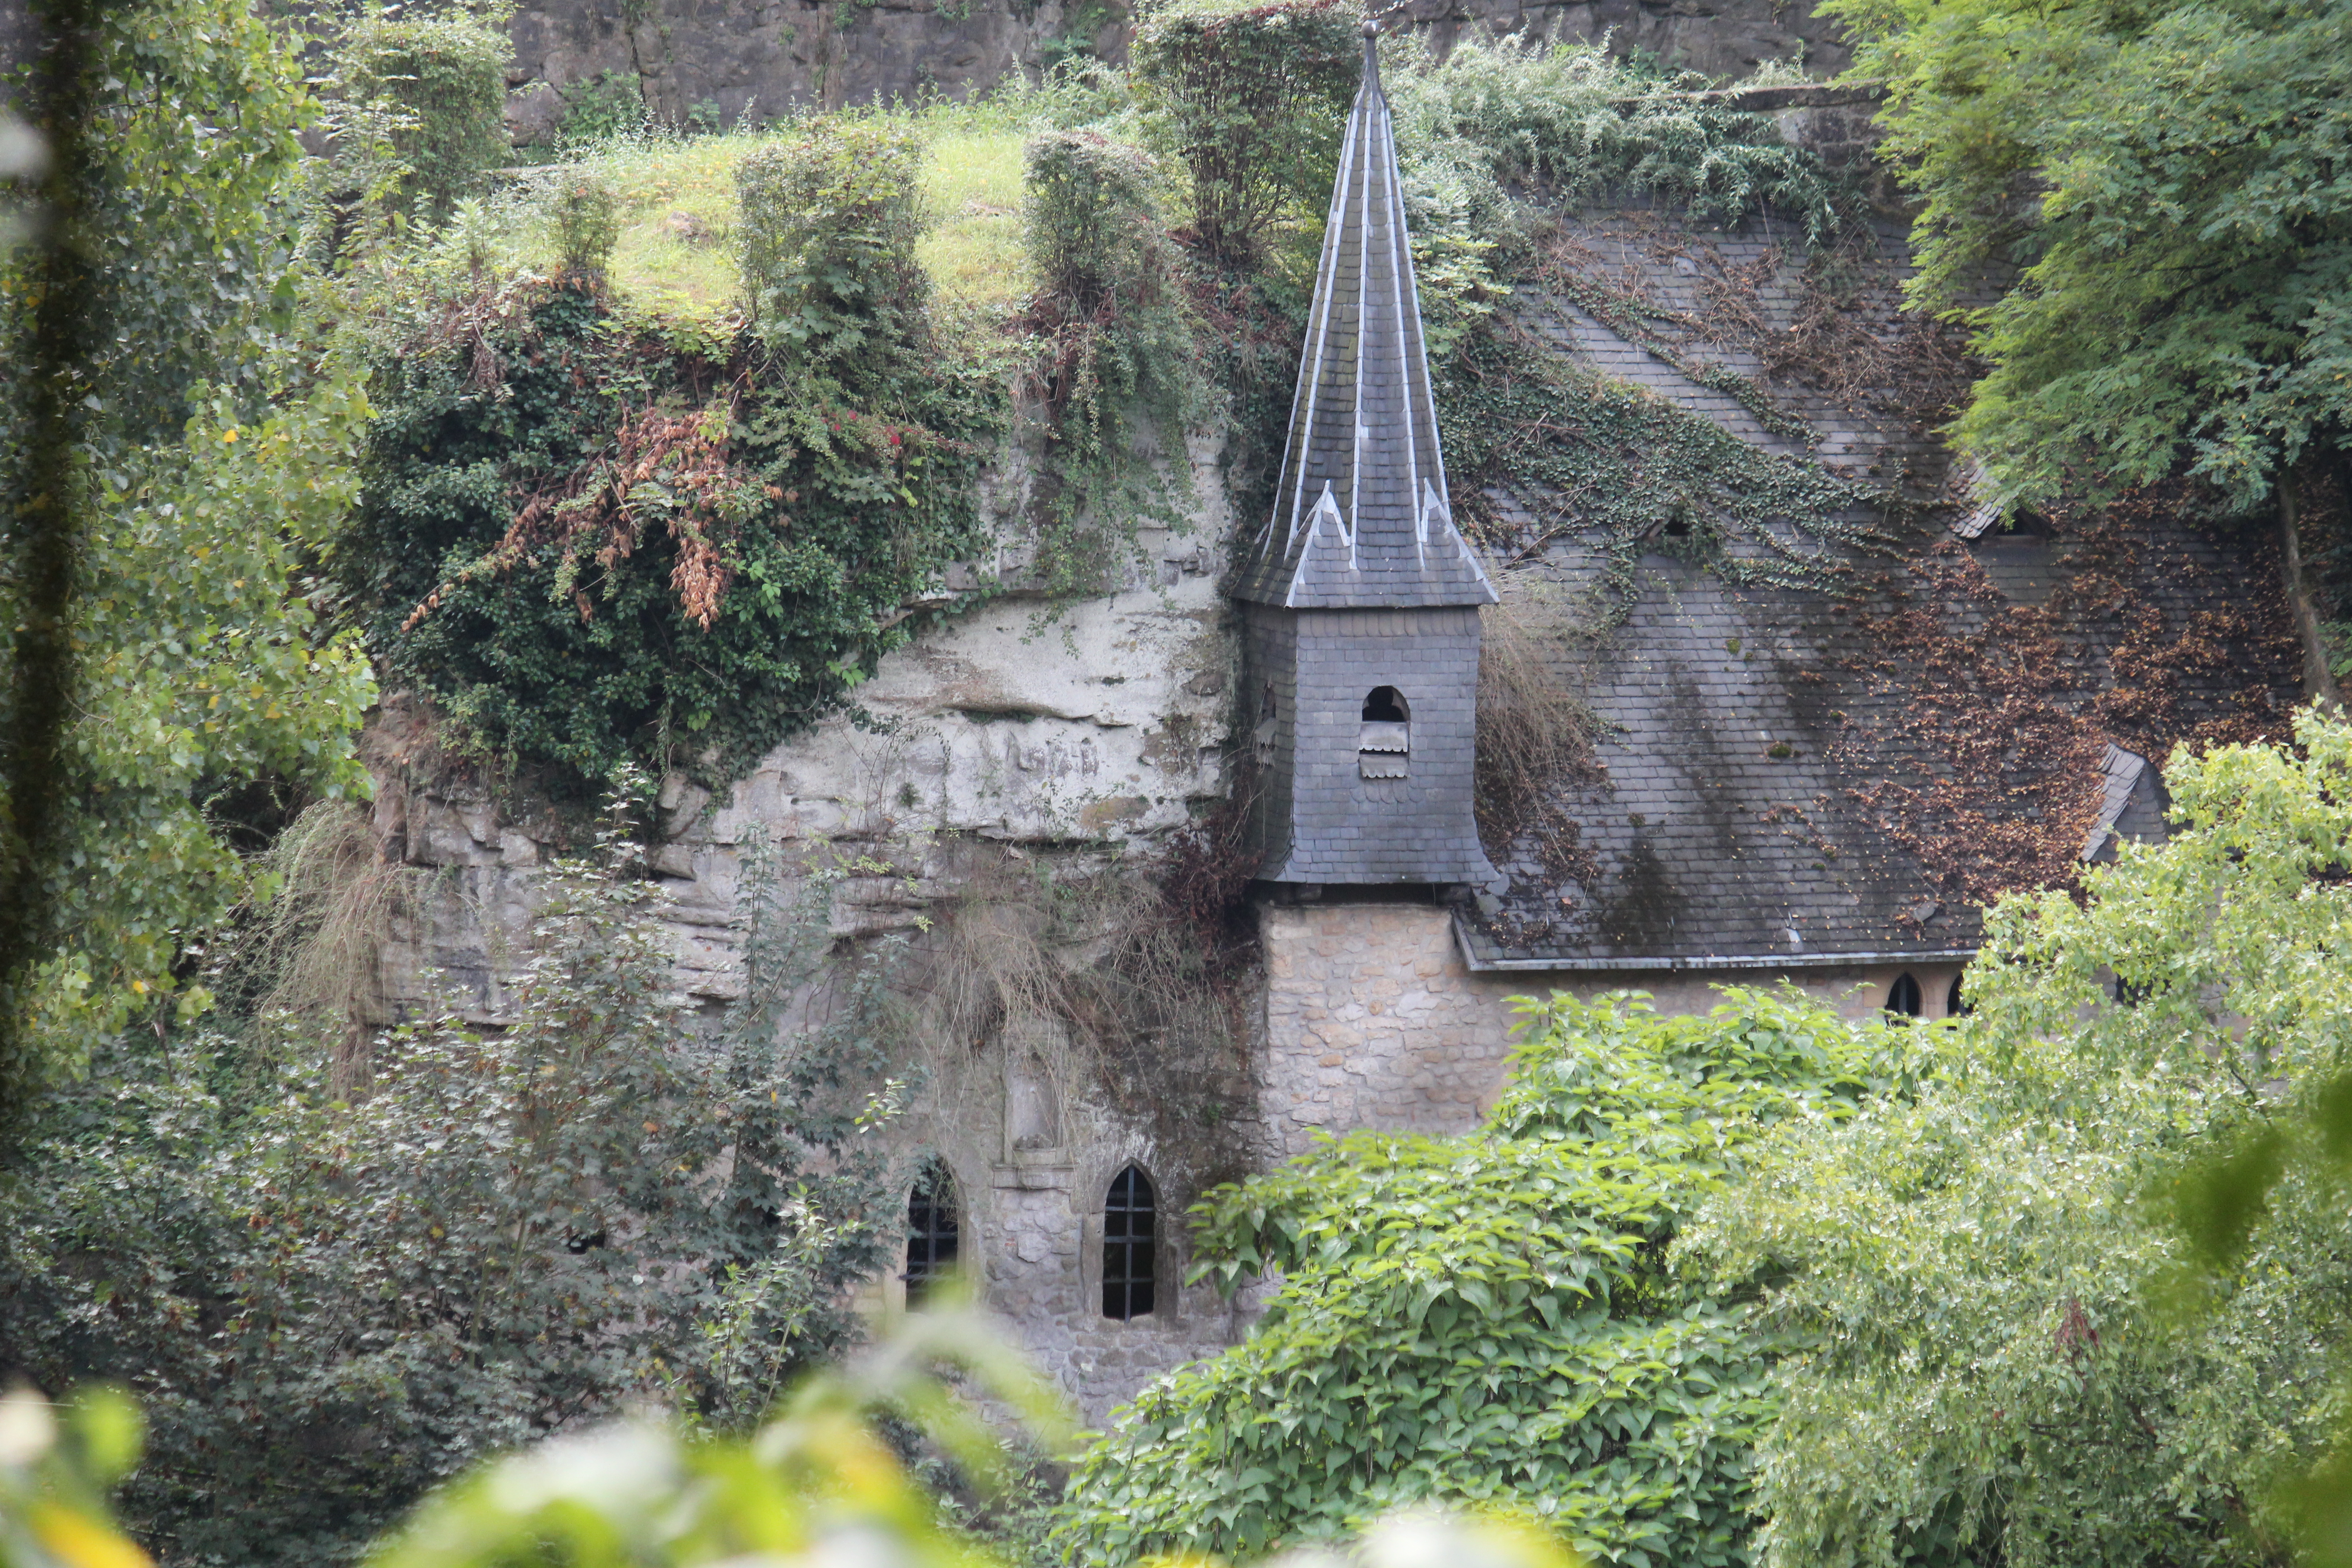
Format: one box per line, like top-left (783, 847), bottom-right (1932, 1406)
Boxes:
top-left (504, 0), bottom-right (1136, 141)
top-left (500, 0), bottom-right (1848, 145)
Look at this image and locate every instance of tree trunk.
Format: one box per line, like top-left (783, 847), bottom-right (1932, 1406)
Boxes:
top-left (2278, 470), bottom-right (2346, 713)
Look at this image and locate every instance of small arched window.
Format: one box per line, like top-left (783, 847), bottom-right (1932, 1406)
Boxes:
top-left (1885, 972), bottom-right (1923, 1019)
top-left (904, 1157), bottom-right (959, 1309)
top-left (1253, 680), bottom-right (1279, 767)
top-left (1359, 687), bottom-right (1409, 779)
top-left (1947, 974), bottom-right (1969, 1018)
top-left (1103, 1164), bottom-right (1156, 1321)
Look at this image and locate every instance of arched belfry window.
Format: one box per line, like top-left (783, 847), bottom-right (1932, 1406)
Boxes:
top-left (1103, 1164), bottom-right (1156, 1321)
top-left (1359, 687), bottom-right (1410, 780)
top-left (904, 1157), bottom-right (958, 1309)
top-left (1885, 972), bottom-right (1923, 1019)
top-left (1947, 974), bottom-right (1969, 1018)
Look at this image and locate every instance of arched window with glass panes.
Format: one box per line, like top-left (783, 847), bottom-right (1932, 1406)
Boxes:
top-left (1102, 1164), bottom-right (1156, 1321)
top-left (1885, 972), bottom-right (1923, 1019)
top-left (903, 1156), bottom-right (958, 1309)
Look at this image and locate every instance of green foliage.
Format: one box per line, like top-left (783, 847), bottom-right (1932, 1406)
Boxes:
top-left (1129, 0), bottom-right (1360, 265)
top-left (1682, 707), bottom-right (2352, 1568)
top-left (0, 0), bottom-right (377, 1099)
top-left (555, 70), bottom-right (651, 152)
top-left (14, 0), bottom-right (321, 445)
top-left (1019, 129), bottom-right (1204, 593)
top-left (0, 826), bottom-right (903, 1566)
top-left (736, 120), bottom-right (928, 367)
top-left (553, 174), bottom-right (622, 278)
top-left (0, 1387), bottom-right (151, 1568)
top-left (368, 1306), bottom-right (1076, 1568)
top-left (1386, 36), bottom-right (1850, 258)
top-left (355, 201), bottom-right (1000, 792)
top-left (1055, 987), bottom-right (1904, 1568)
top-left (1829, 0), bottom-right (2352, 507)
top-left (337, 8), bottom-right (515, 219)
top-left (1436, 327), bottom-right (1882, 617)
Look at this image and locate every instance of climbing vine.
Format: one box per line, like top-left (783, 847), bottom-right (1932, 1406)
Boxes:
top-left (1019, 130), bottom-right (1206, 594)
top-left (1828, 487), bottom-right (2300, 911)
top-left (353, 123), bottom-right (1004, 798)
top-left (1437, 319), bottom-right (1886, 625)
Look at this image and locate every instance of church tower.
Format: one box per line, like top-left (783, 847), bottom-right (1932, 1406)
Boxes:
top-left (1234, 23), bottom-right (1498, 889)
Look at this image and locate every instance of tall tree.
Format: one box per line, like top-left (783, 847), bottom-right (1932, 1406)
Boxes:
top-left (1832, 0), bottom-right (2352, 509)
top-left (0, 0), bottom-right (376, 1121)
top-left (1686, 709), bottom-right (2352, 1568)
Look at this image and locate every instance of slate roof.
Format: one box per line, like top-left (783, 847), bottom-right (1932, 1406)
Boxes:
top-left (1232, 27), bottom-right (1496, 611)
top-left (1452, 209), bottom-right (2304, 972)
top-left (2083, 745), bottom-right (2167, 863)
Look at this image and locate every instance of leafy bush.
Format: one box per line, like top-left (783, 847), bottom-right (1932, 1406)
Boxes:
top-left (0, 1333), bottom-right (1573, 1568)
top-left (737, 120), bottom-right (929, 368)
top-left (1054, 987), bottom-right (1905, 1568)
top-left (555, 69), bottom-right (651, 151)
top-left (1386, 36), bottom-right (1850, 255)
top-left (1828, 0), bottom-right (2352, 507)
top-left (355, 168), bottom-right (1000, 793)
top-left (0, 827), bottom-right (903, 1566)
top-left (1684, 709), bottom-right (2352, 1568)
top-left (1019, 129), bottom-right (1204, 592)
top-left (1129, 0), bottom-right (1360, 265)
top-left (553, 174), bottom-right (622, 278)
top-left (336, 9), bottom-right (514, 218)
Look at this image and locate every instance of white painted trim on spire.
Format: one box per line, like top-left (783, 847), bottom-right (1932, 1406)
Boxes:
top-left (1283, 91), bottom-right (1362, 555)
top-left (1285, 483), bottom-right (1350, 608)
top-left (1376, 100), bottom-right (1426, 574)
top-left (1452, 523), bottom-right (1498, 600)
top-left (1347, 102), bottom-right (1373, 568)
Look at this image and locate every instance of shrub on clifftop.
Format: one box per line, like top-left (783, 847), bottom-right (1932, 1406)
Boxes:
top-left (1130, 0), bottom-right (1360, 265)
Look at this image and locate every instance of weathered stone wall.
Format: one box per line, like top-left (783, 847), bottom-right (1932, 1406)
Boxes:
top-left (366, 438), bottom-right (1269, 1418)
top-left (1259, 900), bottom-right (1963, 1157)
top-left (497, 0), bottom-right (1852, 145)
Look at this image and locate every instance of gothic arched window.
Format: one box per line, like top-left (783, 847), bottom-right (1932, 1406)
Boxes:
top-left (1359, 687), bottom-right (1409, 779)
top-left (1885, 972), bottom-right (1923, 1019)
top-left (904, 1157), bottom-right (959, 1309)
top-left (1948, 974), bottom-right (1969, 1018)
top-left (1103, 1164), bottom-right (1156, 1321)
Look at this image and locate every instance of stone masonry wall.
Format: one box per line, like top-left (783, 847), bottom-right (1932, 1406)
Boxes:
top-left (1259, 901), bottom-right (1965, 1157)
top-left (875, 1039), bottom-right (1256, 1425)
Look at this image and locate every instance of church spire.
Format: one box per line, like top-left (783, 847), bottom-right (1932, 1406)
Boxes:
top-left (1232, 23), bottom-right (1497, 610)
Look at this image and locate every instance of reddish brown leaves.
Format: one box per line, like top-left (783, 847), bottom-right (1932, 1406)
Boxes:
top-left (404, 402), bottom-right (758, 636)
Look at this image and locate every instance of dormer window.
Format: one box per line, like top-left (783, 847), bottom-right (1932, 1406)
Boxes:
top-left (1360, 687), bottom-right (1409, 779)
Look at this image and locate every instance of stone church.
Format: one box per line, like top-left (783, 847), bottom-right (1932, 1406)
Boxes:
top-left (366, 23), bottom-right (2311, 1420)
